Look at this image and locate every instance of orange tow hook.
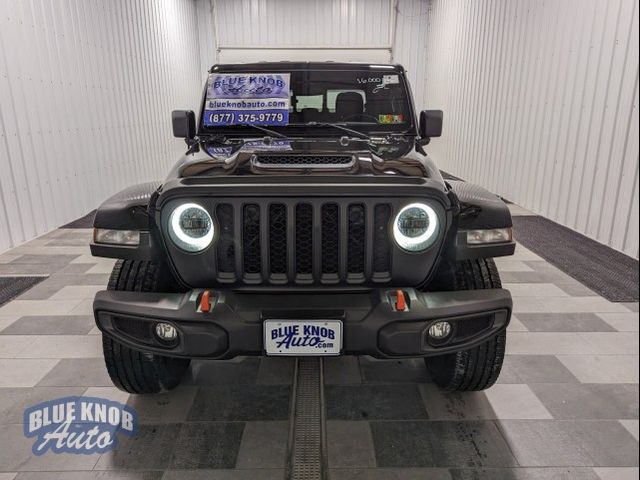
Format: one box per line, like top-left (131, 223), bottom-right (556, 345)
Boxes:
top-left (199, 290), bottom-right (212, 313)
top-left (395, 289), bottom-right (407, 311)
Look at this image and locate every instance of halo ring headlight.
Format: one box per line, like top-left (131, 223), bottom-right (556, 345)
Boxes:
top-left (168, 202), bottom-right (214, 252)
top-left (393, 202), bottom-right (439, 252)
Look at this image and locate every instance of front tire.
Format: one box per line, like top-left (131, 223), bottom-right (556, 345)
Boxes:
top-left (425, 258), bottom-right (506, 391)
top-left (102, 260), bottom-right (190, 394)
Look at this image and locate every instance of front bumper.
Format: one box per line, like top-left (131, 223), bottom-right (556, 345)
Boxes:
top-left (93, 288), bottom-right (512, 359)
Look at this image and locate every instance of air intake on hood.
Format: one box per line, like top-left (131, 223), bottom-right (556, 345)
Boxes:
top-left (253, 154), bottom-right (355, 168)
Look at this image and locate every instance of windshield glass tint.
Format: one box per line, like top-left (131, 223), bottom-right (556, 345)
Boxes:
top-left (201, 70), bottom-right (413, 134)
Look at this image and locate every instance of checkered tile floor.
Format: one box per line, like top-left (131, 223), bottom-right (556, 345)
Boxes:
top-left (0, 212), bottom-right (638, 479)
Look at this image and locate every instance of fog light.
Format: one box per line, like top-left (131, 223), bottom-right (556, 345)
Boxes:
top-left (155, 323), bottom-right (178, 341)
top-left (428, 321), bottom-right (452, 340)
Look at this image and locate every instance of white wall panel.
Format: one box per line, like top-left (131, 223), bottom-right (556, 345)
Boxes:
top-left (0, 0), bottom-right (202, 253)
top-left (208, 0), bottom-right (394, 63)
top-left (419, 0), bottom-right (639, 258)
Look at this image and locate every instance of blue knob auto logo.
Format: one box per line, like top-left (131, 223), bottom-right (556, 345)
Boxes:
top-left (23, 396), bottom-right (137, 455)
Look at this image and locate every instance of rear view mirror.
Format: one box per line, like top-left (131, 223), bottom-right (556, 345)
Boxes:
top-left (172, 110), bottom-right (196, 139)
top-left (418, 110), bottom-right (443, 145)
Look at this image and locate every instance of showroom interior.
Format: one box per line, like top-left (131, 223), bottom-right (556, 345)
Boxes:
top-left (0, 0), bottom-right (638, 479)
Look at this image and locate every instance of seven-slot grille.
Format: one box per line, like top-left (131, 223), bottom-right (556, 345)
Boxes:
top-left (214, 201), bottom-right (392, 285)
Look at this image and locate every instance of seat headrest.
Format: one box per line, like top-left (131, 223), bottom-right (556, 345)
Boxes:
top-left (335, 92), bottom-right (364, 118)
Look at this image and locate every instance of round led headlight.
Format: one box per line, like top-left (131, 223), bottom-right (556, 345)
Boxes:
top-left (393, 202), bottom-right (439, 252)
top-left (168, 203), bottom-right (214, 252)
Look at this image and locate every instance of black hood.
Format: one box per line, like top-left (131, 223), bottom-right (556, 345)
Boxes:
top-left (167, 137), bottom-right (445, 186)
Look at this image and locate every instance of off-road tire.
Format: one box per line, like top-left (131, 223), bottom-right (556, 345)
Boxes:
top-left (425, 258), bottom-right (506, 391)
top-left (102, 260), bottom-right (190, 394)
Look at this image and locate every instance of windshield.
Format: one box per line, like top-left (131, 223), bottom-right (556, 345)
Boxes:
top-left (199, 69), bottom-right (415, 136)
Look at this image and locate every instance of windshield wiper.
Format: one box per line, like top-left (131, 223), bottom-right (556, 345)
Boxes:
top-left (301, 122), bottom-right (371, 140)
top-left (237, 123), bottom-right (289, 139)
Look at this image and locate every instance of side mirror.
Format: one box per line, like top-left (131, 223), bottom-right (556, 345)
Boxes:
top-left (171, 110), bottom-right (196, 139)
top-left (418, 110), bottom-right (443, 145)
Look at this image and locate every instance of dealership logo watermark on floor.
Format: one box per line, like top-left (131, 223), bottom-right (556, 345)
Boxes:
top-left (23, 396), bottom-right (137, 455)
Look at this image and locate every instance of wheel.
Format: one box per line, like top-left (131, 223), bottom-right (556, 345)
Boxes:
top-left (424, 258), bottom-right (506, 391)
top-left (102, 260), bottom-right (190, 394)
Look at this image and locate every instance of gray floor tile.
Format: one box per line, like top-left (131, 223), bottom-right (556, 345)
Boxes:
top-left (498, 420), bottom-right (639, 466)
top-left (0, 315), bottom-right (95, 335)
top-left (556, 282), bottom-right (598, 297)
top-left (621, 303), bottom-right (639, 312)
top-left (324, 356), bottom-right (362, 384)
top-left (421, 384), bottom-right (552, 420)
top-left (516, 313), bottom-right (616, 332)
top-left (35, 358), bottom-right (111, 387)
top-left (94, 424), bottom-right (181, 470)
top-left (359, 357), bottom-right (430, 383)
top-left (619, 419), bottom-right (639, 441)
top-left (169, 422), bottom-right (245, 469)
top-left (0, 386), bottom-right (86, 424)
top-left (530, 383), bottom-right (639, 420)
top-left (16, 472), bottom-right (161, 479)
top-left (370, 420), bottom-right (517, 467)
top-left (0, 264), bottom-right (67, 275)
top-left (183, 358), bottom-right (260, 386)
top-left (326, 384), bottom-right (428, 420)
top-left (0, 424), bottom-right (99, 471)
top-left (596, 312), bottom-right (640, 332)
top-left (449, 467), bottom-right (600, 479)
top-left (162, 470), bottom-right (284, 480)
top-left (498, 355), bottom-right (580, 384)
top-left (9, 254), bottom-right (79, 265)
top-left (557, 355), bottom-right (639, 383)
top-left (327, 421), bottom-right (376, 468)
top-left (255, 357), bottom-right (294, 384)
top-left (329, 468), bottom-right (452, 480)
top-left (127, 386), bottom-right (199, 423)
top-left (187, 385), bottom-right (291, 421)
top-left (235, 420), bottom-right (288, 468)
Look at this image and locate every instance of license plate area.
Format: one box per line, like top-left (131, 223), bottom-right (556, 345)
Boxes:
top-left (263, 320), bottom-right (342, 356)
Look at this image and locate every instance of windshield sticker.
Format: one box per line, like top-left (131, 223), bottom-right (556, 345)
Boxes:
top-left (378, 114), bottom-right (405, 124)
top-left (382, 74), bottom-right (400, 85)
top-left (203, 73), bottom-right (290, 127)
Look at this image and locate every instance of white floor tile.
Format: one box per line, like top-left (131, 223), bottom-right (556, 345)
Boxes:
top-left (83, 386), bottom-right (130, 404)
top-left (0, 315), bottom-right (19, 332)
top-left (0, 358), bottom-right (59, 387)
top-left (48, 285), bottom-right (104, 300)
top-left (578, 332), bottom-right (639, 355)
top-left (0, 299), bottom-right (84, 316)
top-left (506, 332), bottom-right (595, 355)
top-left (513, 296), bottom-right (631, 314)
top-left (0, 335), bottom-right (37, 358)
top-left (557, 355), bottom-right (640, 383)
top-left (594, 467), bottom-right (639, 480)
top-left (484, 384), bottom-right (553, 419)
top-left (14, 335), bottom-right (102, 358)
top-left (492, 258), bottom-right (535, 272)
top-left (504, 283), bottom-right (569, 297)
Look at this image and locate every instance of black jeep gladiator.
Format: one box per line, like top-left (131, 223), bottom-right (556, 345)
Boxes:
top-left (91, 62), bottom-right (515, 394)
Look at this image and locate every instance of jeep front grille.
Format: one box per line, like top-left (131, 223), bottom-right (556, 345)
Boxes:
top-left (214, 201), bottom-right (392, 285)
top-left (253, 154), bottom-right (355, 168)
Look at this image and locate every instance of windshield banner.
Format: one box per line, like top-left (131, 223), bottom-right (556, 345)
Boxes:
top-left (203, 73), bottom-right (290, 127)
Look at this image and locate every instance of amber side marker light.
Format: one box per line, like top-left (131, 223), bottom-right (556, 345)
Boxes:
top-left (93, 228), bottom-right (140, 246)
top-left (466, 227), bottom-right (513, 245)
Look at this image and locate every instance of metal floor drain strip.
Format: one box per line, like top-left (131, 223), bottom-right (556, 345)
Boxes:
top-left (286, 357), bottom-right (326, 480)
